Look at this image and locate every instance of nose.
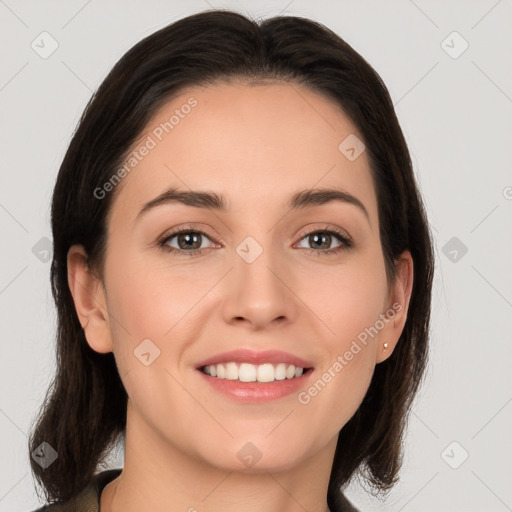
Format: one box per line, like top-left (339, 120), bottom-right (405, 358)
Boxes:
top-left (221, 243), bottom-right (297, 331)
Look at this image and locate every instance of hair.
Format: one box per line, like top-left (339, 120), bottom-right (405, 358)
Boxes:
top-left (28, 8), bottom-right (434, 509)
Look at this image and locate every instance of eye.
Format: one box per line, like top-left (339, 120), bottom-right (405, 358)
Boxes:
top-left (295, 226), bottom-right (352, 256)
top-left (159, 228), bottom-right (217, 256)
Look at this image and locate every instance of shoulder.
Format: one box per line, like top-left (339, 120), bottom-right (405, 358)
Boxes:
top-left (29, 506), bottom-right (58, 512)
top-left (29, 501), bottom-right (73, 512)
top-left (28, 468), bottom-right (122, 512)
top-left (330, 490), bottom-right (361, 512)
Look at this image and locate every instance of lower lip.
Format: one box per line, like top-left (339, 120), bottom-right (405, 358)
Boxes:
top-left (197, 369), bottom-right (313, 402)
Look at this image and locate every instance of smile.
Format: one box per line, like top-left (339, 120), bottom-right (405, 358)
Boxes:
top-left (201, 362), bottom-right (307, 383)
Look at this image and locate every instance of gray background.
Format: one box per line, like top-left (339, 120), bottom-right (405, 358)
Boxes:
top-left (1, 0), bottom-right (511, 511)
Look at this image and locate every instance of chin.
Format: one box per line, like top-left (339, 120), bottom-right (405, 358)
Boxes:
top-left (196, 438), bottom-right (309, 474)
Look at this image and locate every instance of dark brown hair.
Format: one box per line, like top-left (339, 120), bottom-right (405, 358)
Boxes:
top-left (28, 8), bottom-right (434, 509)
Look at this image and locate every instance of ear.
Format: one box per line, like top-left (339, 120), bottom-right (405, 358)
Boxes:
top-left (67, 245), bottom-right (113, 354)
top-left (375, 250), bottom-right (414, 364)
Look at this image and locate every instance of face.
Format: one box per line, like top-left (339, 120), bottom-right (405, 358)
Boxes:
top-left (69, 81), bottom-right (412, 474)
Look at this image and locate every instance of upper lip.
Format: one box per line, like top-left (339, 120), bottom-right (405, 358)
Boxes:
top-left (195, 349), bottom-right (314, 369)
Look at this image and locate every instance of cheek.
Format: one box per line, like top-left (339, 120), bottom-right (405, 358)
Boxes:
top-left (299, 250), bottom-right (387, 416)
top-left (106, 255), bottom-right (206, 343)
top-left (307, 250), bottom-right (389, 343)
top-left (103, 258), bottom-right (206, 426)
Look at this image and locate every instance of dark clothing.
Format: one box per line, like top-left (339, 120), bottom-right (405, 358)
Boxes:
top-left (30, 469), bottom-right (121, 512)
top-left (31, 468), bottom-right (360, 511)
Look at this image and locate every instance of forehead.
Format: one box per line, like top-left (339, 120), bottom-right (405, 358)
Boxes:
top-left (109, 81), bottom-right (377, 223)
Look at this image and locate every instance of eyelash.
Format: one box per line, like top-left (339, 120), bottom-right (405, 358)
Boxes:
top-left (157, 225), bottom-right (353, 258)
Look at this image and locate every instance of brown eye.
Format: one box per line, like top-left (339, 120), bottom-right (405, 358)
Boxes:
top-left (295, 228), bottom-right (352, 256)
top-left (160, 229), bottom-right (216, 255)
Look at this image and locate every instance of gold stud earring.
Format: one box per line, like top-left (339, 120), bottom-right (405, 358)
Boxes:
top-left (383, 343), bottom-right (389, 350)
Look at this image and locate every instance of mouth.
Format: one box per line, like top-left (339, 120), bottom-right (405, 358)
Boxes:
top-left (199, 362), bottom-right (313, 383)
top-left (194, 349), bottom-right (314, 401)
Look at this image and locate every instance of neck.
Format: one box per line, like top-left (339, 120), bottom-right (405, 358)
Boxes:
top-left (101, 400), bottom-right (336, 512)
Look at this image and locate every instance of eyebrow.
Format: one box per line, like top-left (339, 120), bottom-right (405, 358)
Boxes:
top-left (136, 186), bottom-right (370, 223)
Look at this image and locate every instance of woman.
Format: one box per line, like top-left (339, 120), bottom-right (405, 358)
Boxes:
top-left (28, 8), bottom-right (434, 512)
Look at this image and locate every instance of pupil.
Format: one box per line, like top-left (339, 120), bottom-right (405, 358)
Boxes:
top-left (179, 233), bottom-right (200, 249)
top-left (312, 233), bottom-right (329, 249)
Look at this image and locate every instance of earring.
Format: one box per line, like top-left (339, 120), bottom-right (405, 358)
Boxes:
top-left (383, 343), bottom-right (389, 350)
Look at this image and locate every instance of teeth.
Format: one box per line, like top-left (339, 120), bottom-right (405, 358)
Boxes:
top-left (239, 363), bottom-right (257, 382)
top-left (202, 362), bottom-right (306, 382)
top-left (275, 363), bottom-right (287, 380)
top-left (216, 364), bottom-right (225, 378)
top-left (257, 363), bottom-right (274, 383)
top-left (225, 362), bottom-right (238, 380)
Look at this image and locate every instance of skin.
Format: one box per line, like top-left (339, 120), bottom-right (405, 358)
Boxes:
top-left (67, 81), bottom-right (413, 512)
